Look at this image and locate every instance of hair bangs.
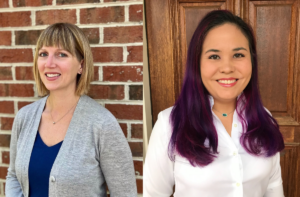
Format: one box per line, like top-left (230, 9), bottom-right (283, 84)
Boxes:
top-left (37, 24), bottom-right (77, 57)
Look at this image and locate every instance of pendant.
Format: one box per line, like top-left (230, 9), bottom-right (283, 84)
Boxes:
top-left (53, 122), bottom-right (55, 124)
top-left (222, 113), bottom-right (228, 117)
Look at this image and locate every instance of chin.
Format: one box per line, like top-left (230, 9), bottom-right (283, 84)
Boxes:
top-left (215, 93), bottom-right (239, 102)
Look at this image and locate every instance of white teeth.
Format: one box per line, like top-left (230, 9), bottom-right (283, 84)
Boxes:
top-left (46, 74), bottom-right (60, 77)
top-left (218, 79), bottom-right (237, 84)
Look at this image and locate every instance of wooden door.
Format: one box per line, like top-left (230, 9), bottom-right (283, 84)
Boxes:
top-left (145, 0), bottom-right (300, 196)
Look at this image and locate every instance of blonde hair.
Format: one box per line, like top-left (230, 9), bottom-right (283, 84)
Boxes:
top-left (33, 23), bottom-right (94, 96)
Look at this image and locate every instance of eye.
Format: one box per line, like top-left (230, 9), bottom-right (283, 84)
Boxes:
top-left (233, 53), bottom-right (245, 58)
top-left (58, 53), bottom-right (68, 57)
top-left (38, 52), bottom-right (47, 57)
top-left (208, 55), bottom-right (220, 60)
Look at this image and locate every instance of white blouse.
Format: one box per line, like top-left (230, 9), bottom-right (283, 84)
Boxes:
top-left (144, 97), bottom-right (284, 197)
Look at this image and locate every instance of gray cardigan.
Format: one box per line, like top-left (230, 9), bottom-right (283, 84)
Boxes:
top-left (6, 95), bottom-right (137, 197)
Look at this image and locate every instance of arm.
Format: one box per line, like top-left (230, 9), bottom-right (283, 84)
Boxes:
top-left (99, 114), bottom-right (137, 197)
top-left (144, 111), bottom-right (175, 197)
top-left (264, 152), bottom-right (284, 197)
top-left (5, 112), bottom-right (24, 197)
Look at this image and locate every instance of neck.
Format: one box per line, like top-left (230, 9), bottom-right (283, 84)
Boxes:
top-left (212, 98), bottom-right (237, 113)
top-left (46, 90), bottom-right (80, 113)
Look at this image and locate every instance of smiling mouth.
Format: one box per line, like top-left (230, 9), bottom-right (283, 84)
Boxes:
top-left (217, 79), bottom-right (238, 84)
top-left (46, 73), bottom-right (61, 78)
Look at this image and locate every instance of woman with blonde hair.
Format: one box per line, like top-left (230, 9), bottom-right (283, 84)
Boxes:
top-left (6, 23), bottom-right (137, 197)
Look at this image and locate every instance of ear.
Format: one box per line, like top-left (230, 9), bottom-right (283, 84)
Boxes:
top-left (78, 60), bottom-right (84, 74)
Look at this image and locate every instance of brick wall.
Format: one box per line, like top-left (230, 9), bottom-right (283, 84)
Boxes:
top-left (0, 0), bottom-right (143, 196)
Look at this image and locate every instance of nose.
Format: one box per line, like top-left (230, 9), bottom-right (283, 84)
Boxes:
top-left (219, 58), bottom-right (235, 73)
top-left (45, 54), bottom-right (56, 68)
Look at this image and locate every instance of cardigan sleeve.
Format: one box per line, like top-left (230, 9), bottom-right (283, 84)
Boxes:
top-left (5, 111), bottom-right (24, 197)
top-left (98, 113), bottom-right (137, 197)
top-left (144, 110), bottom-right (175, 197)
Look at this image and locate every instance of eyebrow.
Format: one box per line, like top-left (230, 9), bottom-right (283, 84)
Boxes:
top-left (205, 47), bottom-right (248, 54)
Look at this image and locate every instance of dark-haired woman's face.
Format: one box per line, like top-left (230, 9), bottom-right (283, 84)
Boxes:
top-left (200, 23), bottom-right (252, 103)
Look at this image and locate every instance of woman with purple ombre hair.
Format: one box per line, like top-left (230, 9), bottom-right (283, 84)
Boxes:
top-left (144, 10), bottom-right (285, 197)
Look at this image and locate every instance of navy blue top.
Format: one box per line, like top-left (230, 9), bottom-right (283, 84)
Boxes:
top-left (28, 132), bottom-right (63, 197)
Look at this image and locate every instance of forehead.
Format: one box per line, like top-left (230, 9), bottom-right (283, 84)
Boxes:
top-left (202, 23), bottom-right (249, 50)
top-left (39, 45), bottom-right (66, 50)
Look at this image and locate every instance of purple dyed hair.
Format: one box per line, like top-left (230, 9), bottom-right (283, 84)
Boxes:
top-left (169, 10), bottom-right (284, 166)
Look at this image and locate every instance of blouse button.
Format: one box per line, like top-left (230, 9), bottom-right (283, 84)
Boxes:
top-left (50, 176), bottom-right (56, 182)
top-left (234, 123), bottom-right (237, 127)
top-left (233, 152), bottom-right (237, 156)
top-left (236, 183), bottom-right (240, 187)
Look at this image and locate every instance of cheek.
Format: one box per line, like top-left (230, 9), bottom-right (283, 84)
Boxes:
top-left (241, 62), bottom-right (252, 81)
top-left (37, 61), bottom-right (44, 73)
top-left (200, 62), bottom-right (216, 83)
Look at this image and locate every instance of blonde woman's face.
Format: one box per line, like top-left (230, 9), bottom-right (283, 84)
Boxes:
top-left (37, 46), bottom-right (82, 94)
top-left (200, 23), bottom-right (252, 103)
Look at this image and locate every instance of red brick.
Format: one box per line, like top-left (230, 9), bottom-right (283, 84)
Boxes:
top-left (103, 66), bottom-right (143, 82)
top-left (2, 151), bottom-right (10, 164)
top-left (0, 31), bottom-right (11, 45)
top-left (0, 135), bottom-right (10, 147)
top-left (82, 28), bottom-right (100, 44)
top-left (57, 0), bottom-right (99, 5)
top-left (0, 166), bottom-right (8, 179)
top-left (15, 30), bottom-right (42, 45)
top-left (129, 5), bottom-right (143, 22)
top-left (1, 117), bottom-right (14, 130)
top-left (15, 66), bottom-right (34, 80)
top-left (88, 85), bottom-right (124, 100)
top-left (134, 160), bottom-right (143, 176)
top-left (129, 85), bottom-right (142, 100)
top-left (0, 12), bottom-right (31, 27)
top-left (0, 84), bottom-right (34, 97)
top-left (128, 142), bottom-right (142, 157)
top-left (104, 26), bottom-right (143, 43)
top-left (131, 124), bottom-right (142, 139)
top-left (127, 46), bottom-right (142, 62)
top-left (0, 0), bottom-right (9, 8)
top-left (119, 123), bottom-right (127, 137)
top-left (0, 67), bottom-right (12, 80)
top-left (136, 179), bottom-right (143, 194)
top-left (93, 66), bottom-right (99, 81)
top-left (80, 7), bottom-right (124, 24)
top-left (0, 101), bottom-right (14, 114)
top-left (18, 101), bottom-right (33, 110)
top-left (91, 47), bottom-right (123, 63)
top-left (13, 0), bottom-right (52, 7)
top-left (0, 49), bottom-right (33, 63)
top-left (36, 9), bottom-right (76, 25)
top-left (105, 104), bottom-right (142, 120)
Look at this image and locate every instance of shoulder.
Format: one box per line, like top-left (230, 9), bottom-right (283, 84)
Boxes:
top-left (15, 96), bottom-right (47, 124)
top-left (263, 107), bottom-right (272, 116)
top-left (79, 95), bottom-right (114, 116)
top-left (157, 106), bottom-right (173, 123)
top-left (150, 106), bottom-right (174, 145)
top-left (77, 95), bottom-right (119, 129)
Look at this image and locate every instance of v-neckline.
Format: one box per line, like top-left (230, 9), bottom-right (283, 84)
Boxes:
top-left (36, 131), bottom-right (63, 148)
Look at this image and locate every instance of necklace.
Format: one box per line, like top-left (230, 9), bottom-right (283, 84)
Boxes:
top-left (50, 101), bottom-right (78, 125)
top-left (213, 108), bottom-right (235, 117)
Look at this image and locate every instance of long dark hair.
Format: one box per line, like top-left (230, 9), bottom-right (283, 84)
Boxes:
top-left (169, 10), bottom-right (284, 166)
